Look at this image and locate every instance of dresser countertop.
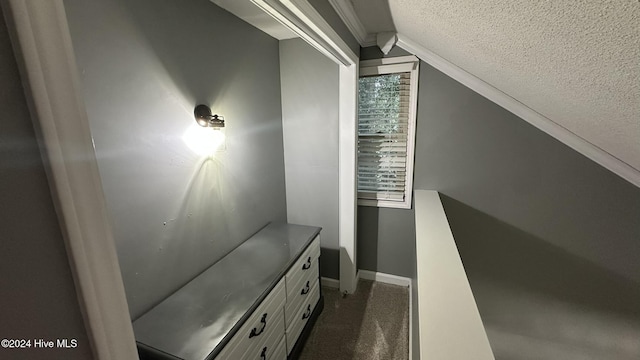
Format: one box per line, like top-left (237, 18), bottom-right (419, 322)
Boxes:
top-left (133, 222), bottom-right (322, 360)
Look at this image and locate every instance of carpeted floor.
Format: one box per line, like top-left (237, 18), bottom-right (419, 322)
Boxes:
top-left (299, 279), bottom-right (409, 360)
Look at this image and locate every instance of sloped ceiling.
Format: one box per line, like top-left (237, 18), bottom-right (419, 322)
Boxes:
top-left (216, 0), bottom-right (638, 185)
top-left (350, 0), bottom-right (640, 184)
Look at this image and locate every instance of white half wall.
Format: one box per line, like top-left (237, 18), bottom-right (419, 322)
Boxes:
top-left (414, 190), bottom-right (494, 360)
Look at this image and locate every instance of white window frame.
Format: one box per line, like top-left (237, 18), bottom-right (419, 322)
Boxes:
top-left (358, 55), bottom-right (419, 209)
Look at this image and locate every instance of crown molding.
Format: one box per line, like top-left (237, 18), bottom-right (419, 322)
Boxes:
top-left (328, 0), bottom-right (366, 43)
top-left (253, 0), bottom-right (357, 65)
top-left (363, 34), bottom-right (377, 47)
top-left (329, 0), bottom-right (376, 47)
top-left (397, 34), bottom-right (640, 188)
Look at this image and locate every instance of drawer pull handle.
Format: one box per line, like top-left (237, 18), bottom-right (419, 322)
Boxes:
top-left (301, 280), bottom-right (310, 295)
top-left (302, 256), bottom-right (312, 270)
top-left (260, 346), bottom-right (267, 360)
top-left (302, 304), bottom-right (312, 320)
top-left (249, 313), bottom-right (267, 338)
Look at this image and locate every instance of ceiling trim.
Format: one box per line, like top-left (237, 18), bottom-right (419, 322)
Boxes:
top-left (328, 0), bottom-right (375, 46)
top-left (210, 0), bottom-right (297, 40)
top-left (252, 0), bottom-right (357, 65)
top-left (398, 34), bottom-right (640, 189)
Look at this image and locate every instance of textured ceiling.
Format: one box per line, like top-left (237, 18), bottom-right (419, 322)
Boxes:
top-left (355, 0), bottom-right (640, 174)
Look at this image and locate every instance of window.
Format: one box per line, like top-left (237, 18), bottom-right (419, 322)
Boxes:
top-left (358, 56), bottom-right (419, 209)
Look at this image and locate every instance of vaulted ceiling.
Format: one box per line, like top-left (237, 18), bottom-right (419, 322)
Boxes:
top-left (349, 0), bottom-right (640, 186)
top-left (215, 0), bottom-right (639, 187)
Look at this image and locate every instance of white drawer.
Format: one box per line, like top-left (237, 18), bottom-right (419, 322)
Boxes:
top-left (216, 279), bottom-right (286, 359)
top-left (285, 280), bottom-right (320, 354)
top-left (272, 336), bottom-right (287, 360)
top-left (251, 336), bottom-right (286, 360)
top-left (240, 312), bottom-right (285, 360)
top-left (285, 235), bottom-right (321, 301)
top-left (284, 259), bottom-right (319, 328)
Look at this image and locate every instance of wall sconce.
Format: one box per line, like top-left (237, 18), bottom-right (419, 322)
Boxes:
top-left (184, 104), bottom-right (226, 156)
top-left (194, 104), bottom-right (225, 129)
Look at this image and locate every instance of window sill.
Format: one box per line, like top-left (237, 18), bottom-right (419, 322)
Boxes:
top-left (358, 198), bottom-right (412, 209)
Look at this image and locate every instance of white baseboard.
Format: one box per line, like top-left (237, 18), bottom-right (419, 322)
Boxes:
top-left (322, 271), bottom-right (412, 288)
top-left (358, 269), bottom-right (411, 287)
top-left (321, 277), bottom-right (340, 288)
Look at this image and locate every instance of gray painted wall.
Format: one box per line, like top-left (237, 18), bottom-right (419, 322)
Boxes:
top-left (0, 8), bottom-right (94, 359)
top-left (357, 45), bottom-right (415, 279)
top-left (64, 0), bottom-right (287, 320)
top-left (279, 38), bottom-right (340, 279)
top-left (358, 206), bottom-right (415, 277)
top-left (358, 46), bottom-right (640, 358)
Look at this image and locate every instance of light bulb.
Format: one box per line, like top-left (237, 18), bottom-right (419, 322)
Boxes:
top-left (183, 124), bottom-right (225, 156)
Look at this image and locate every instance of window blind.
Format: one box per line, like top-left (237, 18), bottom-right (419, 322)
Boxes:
top-left (358, 72), bottom-right (411, 202)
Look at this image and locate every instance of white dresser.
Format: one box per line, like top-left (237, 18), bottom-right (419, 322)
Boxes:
top-left (133, 223), bottom-right (323, 360)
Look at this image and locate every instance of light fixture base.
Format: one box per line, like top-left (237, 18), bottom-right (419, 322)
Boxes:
top-left (194, 104), bottom-right (225, 128)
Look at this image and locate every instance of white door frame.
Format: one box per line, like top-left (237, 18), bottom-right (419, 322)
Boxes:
top-left (2, 1), bottom-right (139, 359)
top-left (252, 0), bottom-right (360, 294)
top-left (2, 0), bottom-right (359, 358)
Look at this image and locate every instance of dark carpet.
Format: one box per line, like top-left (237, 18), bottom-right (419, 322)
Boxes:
top-left (299, 279), bottom-right (409, 360)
